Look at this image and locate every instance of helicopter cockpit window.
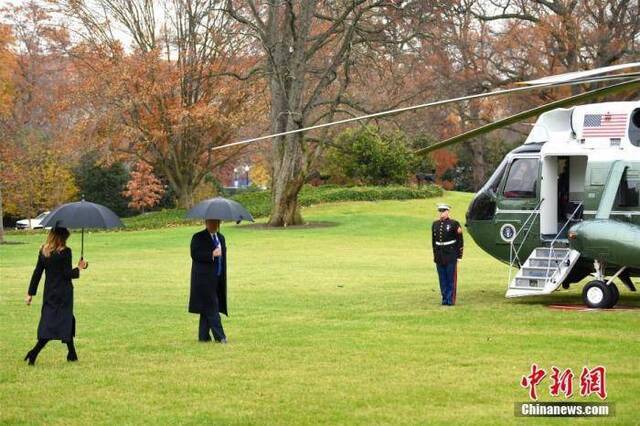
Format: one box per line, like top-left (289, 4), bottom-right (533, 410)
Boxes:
top-left (466, 158), bottom-right (508, 221)
top-left (503, 158), bottom-right (538, 198)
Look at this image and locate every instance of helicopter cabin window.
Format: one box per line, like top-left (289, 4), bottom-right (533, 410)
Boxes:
top-left (615, 169), bottom-right (640, 207)
top-left (503, 158), bottom-right (538, 198)
top-left (629, 109), bottom-right (640, 146)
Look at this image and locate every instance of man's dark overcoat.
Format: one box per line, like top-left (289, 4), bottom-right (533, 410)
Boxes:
top-left (189, 229), bottom-right (227, 316)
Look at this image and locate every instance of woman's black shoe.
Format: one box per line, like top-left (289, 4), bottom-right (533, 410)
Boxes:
top-left (24, 350), bottom-right (37, 365)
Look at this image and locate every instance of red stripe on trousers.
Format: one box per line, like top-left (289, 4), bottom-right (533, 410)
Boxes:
top-left (453, 263), bottom-right (457, 305)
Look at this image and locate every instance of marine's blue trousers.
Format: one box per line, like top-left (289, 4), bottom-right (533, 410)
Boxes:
top-left (436, 261), bottom-right (457, 305)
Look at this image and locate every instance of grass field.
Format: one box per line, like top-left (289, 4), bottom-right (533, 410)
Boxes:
top-left (1, 191), bottom-right (639, 425)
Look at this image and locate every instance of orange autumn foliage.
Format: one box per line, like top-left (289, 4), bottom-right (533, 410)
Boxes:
top-left (123, 161), bottom-right (165, 212)
top-left (0, 24), bottom-right (15, 118)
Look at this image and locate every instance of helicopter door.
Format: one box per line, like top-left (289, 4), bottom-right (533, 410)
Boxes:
top-left (540, 155), bottom-right (588, 237)
top-left (541, 156), bottom-right (559, 237)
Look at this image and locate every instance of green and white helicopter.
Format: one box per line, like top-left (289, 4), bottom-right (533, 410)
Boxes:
top-left (215, 63), bottom-right (640, 309)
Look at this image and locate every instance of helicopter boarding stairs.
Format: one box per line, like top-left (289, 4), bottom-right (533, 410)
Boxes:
top-left (506, 201), bottom-right (582, 297)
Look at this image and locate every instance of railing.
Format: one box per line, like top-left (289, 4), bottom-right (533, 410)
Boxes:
top-left (544, 202), bottom-right (583, 285)
top-left (508, 198), bottom-right (544, 284)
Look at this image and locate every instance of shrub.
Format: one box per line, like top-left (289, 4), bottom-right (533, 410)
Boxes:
top-left (122, 208), bottom-right (193, 229)
top-left (325, 126), bottom-right (415, 185)
top-left (231, 184), bottom-right (443, 219)
top-left (107, 184), bottom-right (442, 230)
top-left (74, 152), bottom-right (131, 217)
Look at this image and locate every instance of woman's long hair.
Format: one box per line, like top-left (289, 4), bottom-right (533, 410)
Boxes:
top-left (42, 227), bottom-right (70, 257)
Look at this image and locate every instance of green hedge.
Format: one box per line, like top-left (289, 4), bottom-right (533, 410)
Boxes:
top-left (5, 185), bottom-right (442, 233)
top-left (100, 184), bottom-right (442, 230)
top-left (231, 184), bottom-right (443, 219)
top-left (122, 208), bottom-right (190, 229)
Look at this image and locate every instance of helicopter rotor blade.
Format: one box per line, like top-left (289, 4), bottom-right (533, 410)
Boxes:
top-left (211, 71), bottom-right (640, 152)
top-left (416, 77), bottom-right (640, 155)
top-left (518, 62), bottom-right (640, 86)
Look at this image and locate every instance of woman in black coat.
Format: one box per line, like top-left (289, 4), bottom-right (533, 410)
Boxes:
top-left (24, 227), bottom-right (87, 365)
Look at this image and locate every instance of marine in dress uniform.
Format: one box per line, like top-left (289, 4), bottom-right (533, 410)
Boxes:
top-left (431, 204), bottom-right (464, 305)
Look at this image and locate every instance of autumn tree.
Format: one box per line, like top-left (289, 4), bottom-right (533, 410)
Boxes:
top-left (0, 1), bottom-right (79, 229)
top-left (123, 161), bottom-right (165, 213)
top-left (55, 0), bottom-right (262, 207)
top-left (469, 0), bottom-right (640, 81)
top-left (2, 1), bottom-right (74, 139)
top-left (0, 24), bottom-right (12, 118)
top-left (2, 133), bottom-right (78, 218)
top-left (224, 1), bottom-right (434, 226)
top-left (0, 23), bottom-right (14, 243)
top-left (409, 0), bottom-right (640, 189)
top-left (426, 3), bottom-right (498, 190)
top-left (442, 0), bottom-right (640, 189)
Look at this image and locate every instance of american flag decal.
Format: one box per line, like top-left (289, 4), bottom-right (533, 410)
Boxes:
top-left (582, 113), bottom-right (628, 138)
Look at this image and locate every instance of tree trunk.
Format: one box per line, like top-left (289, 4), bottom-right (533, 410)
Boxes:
top-left (265, 78), bottom-right (307, 225)
top-left (266, 104), bottom-right (310, 225)
top-left (162, 165), bottom-right (197, 209)
top-left (176, 184), bottom-right (195, 209)
top-left (269, 133), bottom-right (306, 226)
top-left (0, 183), bottom-right (4, 244)
top-left (269, 178), bottom-right (305, 226)
top-left (260, 1), bottom-right (315, 227)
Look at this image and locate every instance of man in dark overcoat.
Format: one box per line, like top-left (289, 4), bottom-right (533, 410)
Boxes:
top-left (189, 219), bottom-right (227, 343)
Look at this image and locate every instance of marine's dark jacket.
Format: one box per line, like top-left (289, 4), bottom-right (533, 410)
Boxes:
top-left (431, 218), bottom-right (464, 265)
top-left (28, 247), bottom-right (80, 341)
top-left (189, 229), bottom-right (228, 316)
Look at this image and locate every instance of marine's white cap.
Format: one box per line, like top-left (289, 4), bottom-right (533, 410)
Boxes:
top-left (437, 203), bottom-right (451, 211)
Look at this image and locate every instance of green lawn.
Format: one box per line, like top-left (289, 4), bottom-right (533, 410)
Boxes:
top-left (1, 192), bottom-right (638, 425)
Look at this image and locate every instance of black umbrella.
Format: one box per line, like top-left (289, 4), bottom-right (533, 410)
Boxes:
top-left (186, 197), bottom-right (254, 223)
top-left (40, 198), bottom-right (124, 259)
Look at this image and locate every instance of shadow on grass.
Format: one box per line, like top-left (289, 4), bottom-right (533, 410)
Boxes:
top-left (510, 293), bottom-right (640, 309)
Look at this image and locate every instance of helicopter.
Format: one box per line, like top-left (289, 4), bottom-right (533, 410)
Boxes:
top-left (213, 63), bottom-right (640, 309)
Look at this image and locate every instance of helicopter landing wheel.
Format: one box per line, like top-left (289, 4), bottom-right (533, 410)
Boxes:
top-left (582, 280), bottom-right (614, 309)
top-left (608, 282), bottom-right (620, 308)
